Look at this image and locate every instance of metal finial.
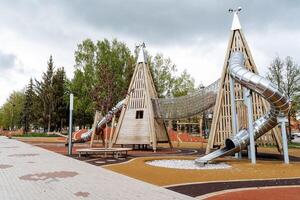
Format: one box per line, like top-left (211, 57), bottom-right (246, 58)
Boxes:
top-left (228, 6), bottom-right (242, 14)
top-left (229, 6), bottom-right (242, 30)
top-left (136, 42), bottom-right (147, 63)
top-left (136, 42), bottom-right (146, 49)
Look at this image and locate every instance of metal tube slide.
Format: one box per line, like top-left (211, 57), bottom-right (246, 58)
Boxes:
top-left (69, 99), bottom-right (126, 144)
top-left (195, 51), bottom-right (289, 166)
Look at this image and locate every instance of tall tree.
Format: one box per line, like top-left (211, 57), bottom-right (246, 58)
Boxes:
top-left (267, 56), bottom-right (284, 91)
top-left (93, 39), bottom-right (134, 113)
top-left (149, 53), bottom-right (195, 97)
top-left (35, 55), bottom-right (55, 132)
top-left (149, 53), bottom-right (176, 97)
top-left (267, 56), bottom-right (300, 140)
top-left (70, 39), bottom-right (96, 128)
top-left (22, 78), bottom-right (36, 133)
top-left (70, 38), bottom-right (135, 128)
top-left (52, 67), bottom-right (68, 131)
top-left (0, 91), bottom-right (25, 130)
top-left (172, 70), bottom-right (195, 97)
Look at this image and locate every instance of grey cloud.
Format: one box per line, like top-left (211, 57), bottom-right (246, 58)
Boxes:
top-left (0, 0), bottom-right (299, 106)
top-left (58, 0), bottom-right (300, 44)
top-left (0, 51), bottom-right (17, 70)
top-left (0, 50), bottom-right (35, 77)
top-left (1, 0), bottom-right (299, 47)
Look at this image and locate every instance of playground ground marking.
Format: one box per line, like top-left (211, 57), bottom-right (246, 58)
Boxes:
top-left (196, 185), bottom-right (300, 200)
top-left (163, 176), bottom-right (300, 188)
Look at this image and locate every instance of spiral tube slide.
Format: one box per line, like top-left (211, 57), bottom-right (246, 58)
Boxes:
top-left (195, 51), bottom-right (290, 165)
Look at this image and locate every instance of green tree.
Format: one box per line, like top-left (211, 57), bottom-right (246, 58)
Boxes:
top-left (149, 53), bottom-right (176, 97)
top-left (70, 38), bottom-right (134, 128)
top-left (0, 91), bottom-right (25, 130)
top-left (149, 53), bottom-right (195, 97)
top-left (35, 55), bottom-right (55, 132)
top-left (267, 56), bottom-right (284, 91)
top-left (172, 70), bottom-right (195, 97)
top-left (93, 39), bottom-right (135, 113)
top-left (52, 67), bottom-right (68, 131)
top-left (267, 56), bottom-right (300, 140)
top-left (70, 39), bottom-right (96, 128)
top-left (22, 78), bottom-right (36, 133)
top-left (291, 93), bottom-right (300, 123)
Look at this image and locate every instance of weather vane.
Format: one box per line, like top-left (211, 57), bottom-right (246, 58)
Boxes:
top-left (135, 42), bottom-right (146, 49)
top-left (228, 6), bottom-right (242, 14)
top-left (229, 6), bottom-right (242, 30)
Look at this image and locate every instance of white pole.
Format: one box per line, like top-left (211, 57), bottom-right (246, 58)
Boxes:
top-left (277, 116), bottom-right (289, 164)
top-left (68, 93), bottom-right (74, 156)
top-left (244, 88), bottom-right (256, 164)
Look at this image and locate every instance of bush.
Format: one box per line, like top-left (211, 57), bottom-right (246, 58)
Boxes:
top-left (14, 132), bottom-right (59, 137)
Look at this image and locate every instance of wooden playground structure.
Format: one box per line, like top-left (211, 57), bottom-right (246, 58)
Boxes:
top-left (68, 8), bottom-right (291, 167)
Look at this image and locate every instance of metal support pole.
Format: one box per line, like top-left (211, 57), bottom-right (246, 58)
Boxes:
top-left (68, 93), bottom-right (74, 156)
top-left (277, 116), bottom-right (289, 164)
top-left (229, 76), bottom-right (241, 159)
top-left (247, 145), bottom-right (251, 159)
top-left (244, 88), bottom-right (256, 164)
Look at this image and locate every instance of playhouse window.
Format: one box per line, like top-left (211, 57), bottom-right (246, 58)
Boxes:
top-left (136, 110), bottom-right (144, 119)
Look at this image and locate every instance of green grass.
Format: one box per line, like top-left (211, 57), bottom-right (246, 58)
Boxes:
top-left (257, 142), bottom-right (300, 149)
top-left (14, 133), bottom-right (60, 137)
top-left (288, 142), bottom-right (300, 148)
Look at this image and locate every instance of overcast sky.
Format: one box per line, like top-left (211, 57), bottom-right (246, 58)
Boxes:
top-left (0, 0), bottom-right (299, 106)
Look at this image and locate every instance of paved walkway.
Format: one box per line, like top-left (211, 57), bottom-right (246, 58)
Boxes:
top-left (0, 136), bottom-right (194, 200)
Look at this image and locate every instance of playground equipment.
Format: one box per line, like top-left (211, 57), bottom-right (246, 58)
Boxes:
top-left (206, 10), bottom-right (283, 154)
top-left (111, 44), bottom-right (172, 151)
top-left (195, 8), bottom-right (290, 165)
top-left (68, 8), bottom-right (286, 157)
top-left (195, 51), bottom-right (289, 165)
top-left (111, 44), bottom-right (219, 151)
top-left (152, 80), bottom-right (218, 120)
top-left (67, 45), bottom-right (218, 150)
top-left (69, 98), bottom-right (126, 144)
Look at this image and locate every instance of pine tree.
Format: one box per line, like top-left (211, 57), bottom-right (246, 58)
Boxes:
top-left (52, 67), bottom-right (68, 131)
top-left (35, 55), bottom-right (55, 132)
top-left (22, 78), bottom-right (35, 133)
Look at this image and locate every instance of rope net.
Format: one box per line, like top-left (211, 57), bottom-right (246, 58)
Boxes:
top-left (152, 79), bottom-right (220, 119)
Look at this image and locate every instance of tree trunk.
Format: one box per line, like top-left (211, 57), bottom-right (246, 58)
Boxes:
top-left (60, 119), bottom-right (63, 132)
top-left (288, 113), bottom-right (292, 142)
top-left (47, 113), bottom-right (51, 133)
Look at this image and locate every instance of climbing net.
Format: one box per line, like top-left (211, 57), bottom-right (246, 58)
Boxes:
top-left (152, 79), bottom-right (220, 119)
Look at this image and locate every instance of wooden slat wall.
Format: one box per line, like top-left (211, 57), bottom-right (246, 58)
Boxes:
top-left (113, 59), bottom-right (170, 150)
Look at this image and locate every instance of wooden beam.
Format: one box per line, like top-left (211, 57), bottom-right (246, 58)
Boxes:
top-left (90, 111), bottom-right (101, 148)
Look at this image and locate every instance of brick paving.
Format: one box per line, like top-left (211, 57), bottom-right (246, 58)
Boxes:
top-left (0, 136), bottom-right (194, 200)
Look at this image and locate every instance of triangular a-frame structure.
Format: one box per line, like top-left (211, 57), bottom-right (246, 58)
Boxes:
top-left (206, 12), bottom-right (282, 153)
top-left (111, 44), bottom-right (171, 151)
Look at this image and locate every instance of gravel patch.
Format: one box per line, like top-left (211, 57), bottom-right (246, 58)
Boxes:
top-left (146, 159), bottom-right (231, 170)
